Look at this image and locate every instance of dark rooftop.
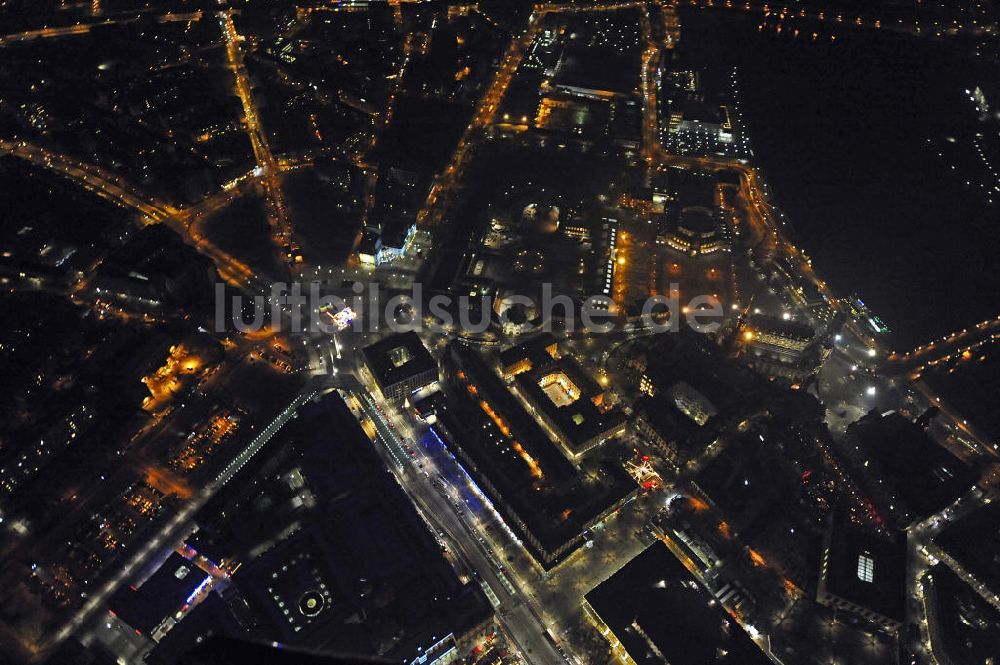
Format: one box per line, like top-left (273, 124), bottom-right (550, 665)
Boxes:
top-left (635, 395), bottom-right (719, 459)
top-left (677, 206), bottom-right (718, 235)
top-left (934, 501), bottom-right (1000, 595)
top-left (361, 331), bottom-right (437, 391)
top-left (552, 45), bottom-right (639, 97)
top-left (585, 541), bottom-right (773, 665)
top-left (841, 411), bottom-right (976, 527)
top-left (665, 167), bottom-right (716, 208)
top-left (821, 518), bottom-right (907, 624)
top-left (634, 327), bottom-right (770, 418)
top-left (110, 552), bottom-right (208, 637)
top-left (924, 563), bottom-right (1000, 665)
top-left (498, 333), bottom-right (560, 372)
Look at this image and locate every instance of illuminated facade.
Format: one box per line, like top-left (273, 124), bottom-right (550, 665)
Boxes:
top-left (502, 335), bottom-right (627, 461)
top-left (738, 314), bottom-right (821, 382)
top-left (657, 206), bottom-right (725, 256)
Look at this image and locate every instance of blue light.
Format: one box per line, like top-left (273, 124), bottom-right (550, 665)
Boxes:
top-left (185, 576), bottom-right (212, 605)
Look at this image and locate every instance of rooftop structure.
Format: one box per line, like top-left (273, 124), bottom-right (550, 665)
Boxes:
top-left (361, 331), bottom-right (438, 403)
top-left (584, 541), bottom-right (773, 665)
top-left (922, 564), bottom-right (1000, 665)
top-left (552, 49), bottom-right (637, 99)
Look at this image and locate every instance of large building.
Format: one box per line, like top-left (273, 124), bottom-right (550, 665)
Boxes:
top-left (632, 385), bottom-right (720, 468)
top-left (838, 411), bottom-right (977, 530)
top-left (931, 502), bottom-right (1000, 611)
top-left (584, 541), bottom-right (773, 665)
top-left (361, 331), bottom-right (438, 403)
top-left (738, 314), bottom-right (824, 382)
top-left (816, 518), bottom-right (907, 632)
top-left (922, 564), bottom-right (1000, 665)
top-left (500, 335), bottom-right (626, 461)
top-left (651, 167), bottom-right (729, 256)
top-left (439, 341), bottom-right (635, 568)
top-left (549, 30), bottom-right (641, 101)
top-left (659, 205), bottom-right (725, 256)
top-left (109, 552), bottom-right (209, 644)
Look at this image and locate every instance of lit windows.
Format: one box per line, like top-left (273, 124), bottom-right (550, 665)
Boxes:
top-left (857, 552), bottom-right (875, 583)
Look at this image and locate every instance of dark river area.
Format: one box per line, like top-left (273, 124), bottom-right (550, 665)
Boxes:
top-left (678, 8), bottom-right (1000, 441)
top-left (681, 8), bottom-right (999, 352)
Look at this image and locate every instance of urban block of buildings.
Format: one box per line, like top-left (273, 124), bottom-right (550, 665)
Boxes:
top-left (438, 341), bottom-right (635, 569)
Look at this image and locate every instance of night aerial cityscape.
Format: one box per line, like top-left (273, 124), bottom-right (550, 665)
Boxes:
top-left (1, 1), bottom-right (999, 664)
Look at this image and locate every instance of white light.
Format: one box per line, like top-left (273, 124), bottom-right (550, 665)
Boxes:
top-left (866, 386), bottom-right (877, 396)
top-left (867, 348), bottom-right (877, 357)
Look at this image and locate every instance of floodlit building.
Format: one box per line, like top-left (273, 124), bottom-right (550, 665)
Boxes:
top-left (738, 314), bottom-right (823, 382)
top-left (659, 205), bottom-right (725, 256)
top-left (355, 227), bottom-right (380, 267)
top-left (501, 335), bottom-right (626, 461)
